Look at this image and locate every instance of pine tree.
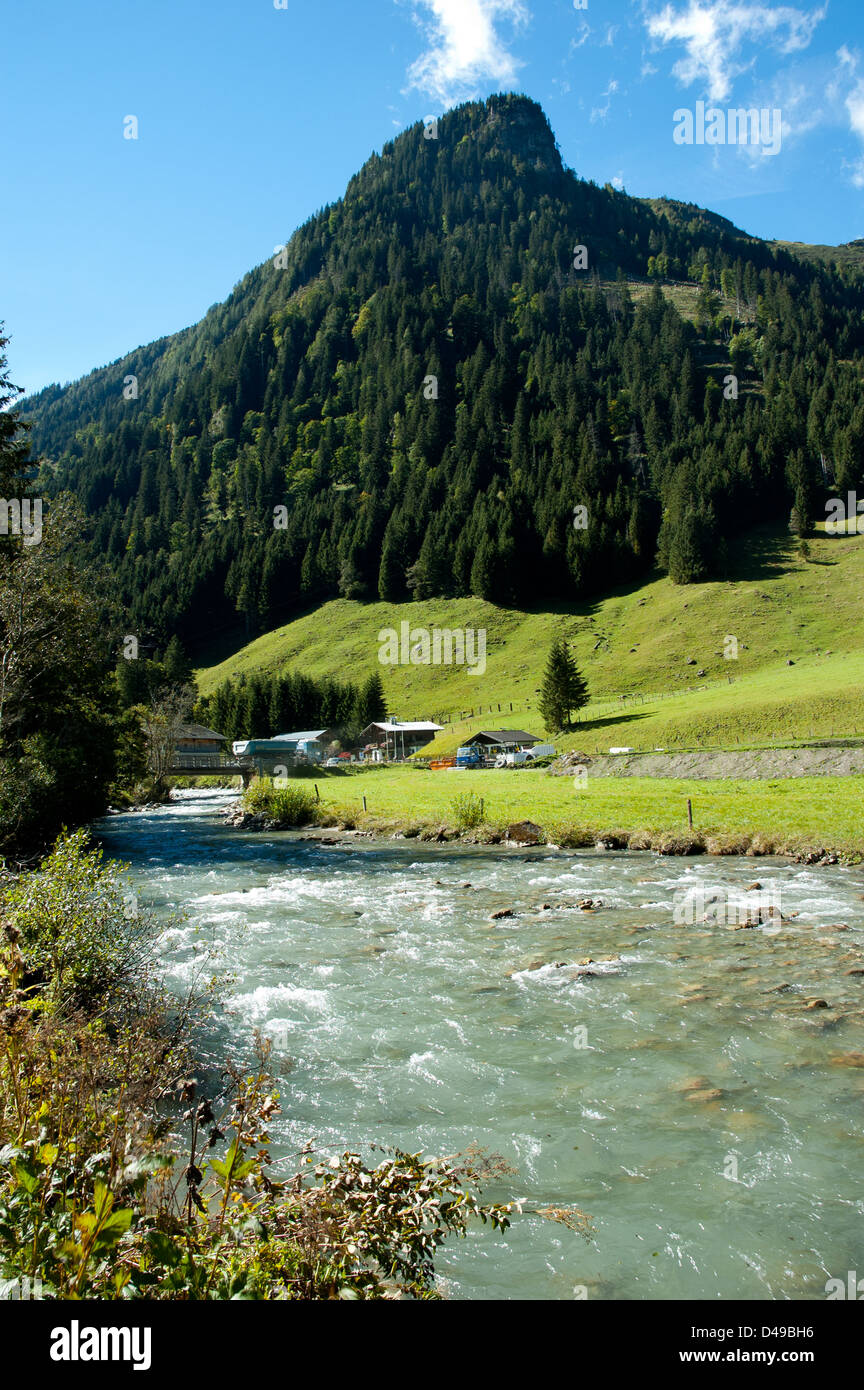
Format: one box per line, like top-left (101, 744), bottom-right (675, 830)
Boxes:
top-left (0, 327), bottom-right (31, 561)
top-left (666, 509), bottom-right (710, 584)
top-left (539, 639), bottom-right (589, 731)
top-left (355, 670), bottom-right (387, 727)
top-left (163, 635), bottom-right (193, 685)
top-left (0, 327), bottom-right (29, 497)
top-left (377, 528), bottom-right (404, 601)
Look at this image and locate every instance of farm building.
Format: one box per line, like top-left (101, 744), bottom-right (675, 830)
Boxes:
top-left (360, 718), bottom-right (443, 761)
top-left (174, 724), bottom-right (228, 756)
top-left (462, 730), bottom-right (542, 755)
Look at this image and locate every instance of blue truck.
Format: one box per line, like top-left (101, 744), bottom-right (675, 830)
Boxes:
top-left (455, 745), bottom-right (485, 769)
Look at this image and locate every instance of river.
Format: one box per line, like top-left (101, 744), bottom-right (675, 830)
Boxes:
top-left (94, 789), bottom-right (864, 1301)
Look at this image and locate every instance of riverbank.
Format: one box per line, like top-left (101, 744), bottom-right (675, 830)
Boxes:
top-left (228, 767), bottom-right (864, 862)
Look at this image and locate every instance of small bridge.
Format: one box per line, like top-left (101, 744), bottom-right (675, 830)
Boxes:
top-left (169, 755), bottom-right (255, 787)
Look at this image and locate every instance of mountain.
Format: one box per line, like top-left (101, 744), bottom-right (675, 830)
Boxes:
top-left (23, 93), bottom-right (864, 659)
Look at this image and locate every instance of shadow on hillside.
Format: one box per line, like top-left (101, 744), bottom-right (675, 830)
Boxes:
top-left (571, 711), bottom-right (649, 734)
top-left (725, 525), bottom-right (799, 582)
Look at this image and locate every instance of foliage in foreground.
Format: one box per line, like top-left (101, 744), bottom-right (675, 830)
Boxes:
top-left (0, 830), bottom-right (587, 1298)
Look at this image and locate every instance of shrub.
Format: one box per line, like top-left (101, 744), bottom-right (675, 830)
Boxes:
top-left (269, 785), bottom-right (317, 826)
top-left (0, 1017), bottom-right (522, 1299)
top-left (0, 829), bottom-right (160, 1013)
top-left (449, 791), bottom-right (486, 830)
top-left (243, 779), bottom-right (317, 826)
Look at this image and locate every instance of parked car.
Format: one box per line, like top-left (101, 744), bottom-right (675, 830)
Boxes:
top-left (324, 757), bottom-right (341, 767)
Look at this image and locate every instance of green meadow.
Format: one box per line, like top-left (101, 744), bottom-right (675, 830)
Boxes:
top-left (267, 765), bottom-right (864, 859)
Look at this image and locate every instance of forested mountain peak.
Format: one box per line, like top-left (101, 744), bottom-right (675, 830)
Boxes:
top-left (22, 93), bottom-right (864, 657)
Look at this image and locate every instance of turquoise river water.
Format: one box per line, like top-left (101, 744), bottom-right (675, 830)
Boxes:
top-left (95, 789), bottom-right (864, 1301)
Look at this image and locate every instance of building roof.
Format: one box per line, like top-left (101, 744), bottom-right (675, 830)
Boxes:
top-left (176, 724), bottom-right (226, 742)
top-left (231, 732), bottom-right (334, 756)
top-left (270, 730), bottom-right (331, 744)
top-left (464, 730), bottom-right (540, 745)
top-left (363, 721), bottom-right (443, 734)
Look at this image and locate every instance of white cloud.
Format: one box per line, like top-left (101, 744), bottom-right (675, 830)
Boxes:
top-left (837, 45), bottom-right (856, 72)
top-left (828, 46), bottom-right (864, 185)
top-left (591, 78), bottom-right (620, 123)
top-left (644, 0), bottom-right (827, 102)
top-left (404, 0), bottom-right (530, 106)
top-left (845, 80), bottom-right (864, 185)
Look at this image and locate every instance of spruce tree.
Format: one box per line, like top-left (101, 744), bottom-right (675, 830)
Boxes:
top-left (539, 640), bottom-right (567, 732)
top-left (539, 640), bottom-right (589, 731)
top-left (356, 670), bottom-right (387, 727)
top-left (163, 635), bottom-right (193, 685)
top-left (0, 327), bottom-right (28, 497)
top-left (377, 530), bottom-right (404, 601)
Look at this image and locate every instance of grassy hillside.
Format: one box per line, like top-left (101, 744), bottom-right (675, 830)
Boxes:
top-left (196, 522), bottom-right (864, 754)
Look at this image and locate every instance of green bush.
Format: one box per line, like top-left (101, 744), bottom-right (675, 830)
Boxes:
top-left (449, 791), bottom-right (486, 830)
top-left (269, 786), bottom-right (317, 825)
top-left (242, 778), bottom-right (317, 826)
top-left (0, 829), bottom-right (156, 1013)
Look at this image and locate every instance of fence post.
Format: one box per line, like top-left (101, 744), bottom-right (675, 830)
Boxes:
top-left (314, 784), bottom-right (320, 802)
top-left (687, 799), bottom-right (693, 828)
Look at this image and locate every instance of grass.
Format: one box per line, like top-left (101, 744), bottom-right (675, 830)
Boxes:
top-left (278, 764), bottom-right (864, 858)
top-left (196, 522), bottom-right (864, 757)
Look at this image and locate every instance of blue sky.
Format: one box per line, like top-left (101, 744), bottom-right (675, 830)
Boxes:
top-left (3, 0), bottom-right (863, 396)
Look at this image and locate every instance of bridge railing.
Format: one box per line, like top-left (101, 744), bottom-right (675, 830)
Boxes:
top-left (169, 754), bottom-right (250, 769)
